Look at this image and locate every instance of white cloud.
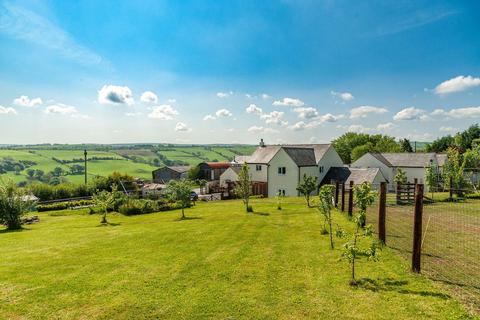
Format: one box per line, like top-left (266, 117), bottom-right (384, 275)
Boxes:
top-left (246, 104), bottom-right (263, 115)
top-left (293, 107), bottom-right (318, 119)
top-left (0, 2), bottom-right (102, 65)
top-left (175, 122), bottom-right (191, 132)
top-left (215, 108), bottom-right (232, 117)
top-left (98, 85), bottom-right (134, 105)
top-left (216, 91), bottom-right (233, 98)
top-left (331, 91), bottom-right (354, 102)
top-left (148, 105), bottom-right (179, 120)
top-left (44, 103), bottom-right (77, 115)
top-left (167, 98), bottom-right (176, 103)
top-left (376, 122), bottom-right (396, 131)
top-left (439, 126), bottom-right (457, 133)
top-left (317, 113), bottom-right (344, 123)
top-left (289, 121), bottom-right (307, 131)
top-left (261, 93), bottom-right (271, 100)
top-left (203, 114), bottom-right (216, 121)
top-left (125, 112), bottom-right (143, 117)
top-left (431, 106), bottom-right (480, 118)
top-left (350, 106), bottom-right (388, 119)
top-left (140, 91), bottom-right (158, 104)
top-left (13, 95), bottom-right (42, 107)
top-left (0, 106), bottom-right (17, 115)
top-left (434, 75), bottom-right (480, 95)
top-left (348, 124), bottom-right (371, 133)
top-left (288, 113), bottom-right (343, 131)
top-left (247, 126), bottom-right (278, 134)
top-left (260, 111), bottom-right (287, 126)
top-left (272, 97), bottom-right (304, 107)
top-left (393, 107), bottom-right (427, 121)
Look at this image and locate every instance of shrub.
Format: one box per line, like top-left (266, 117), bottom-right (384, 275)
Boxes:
top-left (247, 205), bottom-right (253, 212)
top-left (0, 179), bottom-right (35, 229)
top-left (36, 200), bottom-right (93, 212)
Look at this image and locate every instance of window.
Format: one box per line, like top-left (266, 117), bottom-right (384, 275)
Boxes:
top-left (256, 165), bottom-right (262, 171)
top-left (278, 167), bottom-right (286, 175)
top-left (278, 189), bottom-right (286, 196)
top-left (319, 166), bottom-right (324, 173)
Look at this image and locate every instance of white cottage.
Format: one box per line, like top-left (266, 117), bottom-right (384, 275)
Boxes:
top-left (351, 152), bottom-right (446, 191)
top-left (233, 141), bottom-right (344, 197)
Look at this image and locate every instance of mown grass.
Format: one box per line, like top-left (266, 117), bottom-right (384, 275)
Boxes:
top-left (0, 198), bottom-right (472, 319)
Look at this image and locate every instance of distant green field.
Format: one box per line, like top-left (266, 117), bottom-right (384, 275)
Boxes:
top-left (0, 145), bottom-right (256, 184)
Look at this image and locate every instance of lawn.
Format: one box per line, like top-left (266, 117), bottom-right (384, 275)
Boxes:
top-left (0, 198), bottom-right (472, 319)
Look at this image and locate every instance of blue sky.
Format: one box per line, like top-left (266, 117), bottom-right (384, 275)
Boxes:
top-left (1, 0), bottom-right (480, 144)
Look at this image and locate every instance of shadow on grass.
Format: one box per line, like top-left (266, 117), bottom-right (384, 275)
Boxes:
top-left (0, 227), bottom-right (31, 234)
top-left (96, 222), bottom-right (122, 227)
top-left (174, 216), bottom-right (202, 222)
top-left (357, 278), bottom-right (451, 300)
top-left (252, 212), bottom-right (270, 216)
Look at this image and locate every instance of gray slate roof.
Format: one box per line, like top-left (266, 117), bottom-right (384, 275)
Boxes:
top-left (233, 155), bottom-right (251, 163)
top-left (371, 152), bottom-right (441, 168)
top-left (321, 167), bottom-right (385, 184)
top-left (246, 144), bottom-right (332, 165)
top-left (160, 165), bottom-right (191, 173)
top-left (283, 147), bottom-right (317, 166)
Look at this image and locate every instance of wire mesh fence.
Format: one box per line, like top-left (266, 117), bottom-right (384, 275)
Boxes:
top-left (335, 181), bottom-right (480, 315)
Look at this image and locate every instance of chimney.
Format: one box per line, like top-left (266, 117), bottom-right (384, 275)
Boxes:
top-left (259, 138), bottom-right (266, 148)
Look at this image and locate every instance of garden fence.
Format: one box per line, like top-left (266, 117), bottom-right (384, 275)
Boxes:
top-left (334, 181), bottom-right (480, 315)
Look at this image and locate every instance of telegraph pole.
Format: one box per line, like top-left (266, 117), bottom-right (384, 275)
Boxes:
top-left (84, 149), bottom-right (88, 185)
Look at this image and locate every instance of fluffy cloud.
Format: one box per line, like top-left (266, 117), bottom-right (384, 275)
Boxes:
top-left (216, 91), bottom-right (233, 98)
top-left (175, 122), bottom-right (191, 132)
top-left (318, 113), bottom-right (344, 123)
top-left (246, 104), bottom-right (263, 115)
top-left (13, 95), bottom-right (42, 107)
top-left (431, 106), bottom-right (480, 118)
top-left (0, 106), bottom-right (17, 115)
top-left (272, 97), bottom-right (304, 107)
top-left (439, 126), bottom-right (457, 133)
top-left (98, 85), bottom-right (134, 105)
top-left (347, 124), bottom-right (371, 133)
top-left (44, 103), bottom-right (78, 115)
top-left (261, 93), bottom-right (271, 100)
top-left (331, 91), bottom-right (354, 102)
top-left (376, 122), bottom-right (396, 131)
top-left (140, 91), bottom-right (158, 104)
top-left (434, 75), bottom-right (480, 95)
top-left (260, 111), bottom-right (287, 126)
top-left (288, 113), bottom-right (343, 131)
top-left (393, 107), bottom-right (427, 121)
top-left (247, 126), bottom-right (278, 134)
top-left (148, 105), bottom-right (179, 120)
top-left (350, 106), bottom-right (388, 119)
top-left (215, 108), bottom-right (232, 117)
top-left (293, 107), bottom-right (318, 119)
top-left (203, 114), bottom-right (216, 121)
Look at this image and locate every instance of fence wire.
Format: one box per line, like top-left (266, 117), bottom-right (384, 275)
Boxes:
top-left (337, 182), bottom-right (480, 315)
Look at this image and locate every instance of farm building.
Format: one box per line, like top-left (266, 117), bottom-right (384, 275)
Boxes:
top-left (321, 167), bottom-right (387, 188)
top-left (219, 166), bottom-right (241, 188)
top-left (351, 152), bottom-right (445, 190)
top-left (197, 162), bottom-right (231, 181)
top-left (230, 140), bottom-right (344, 197)
top-left (152, 166), bottom-right (191, 183)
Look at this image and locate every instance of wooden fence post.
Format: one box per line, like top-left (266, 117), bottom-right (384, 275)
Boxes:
top-left (449, 176), bottom-right (453, 200)
top-left (378, 182), bottom-right (387, 244)
top-left (412, 183), bottom-right (424, 273)
top-left (348, 181), bottom-right (354, 217)
top-left (334, 180), bottom-right (339, 207)
top-left (396, 183), bottom-right (400, 205)
top-left (341, 182), bottom-right (346, 212)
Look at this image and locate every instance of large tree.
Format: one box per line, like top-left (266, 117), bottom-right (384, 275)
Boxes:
top-left (399, 139), bottom-right (413, 153)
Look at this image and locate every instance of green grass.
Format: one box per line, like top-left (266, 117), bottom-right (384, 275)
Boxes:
top-left (0, 198), bottom-right (471, 319)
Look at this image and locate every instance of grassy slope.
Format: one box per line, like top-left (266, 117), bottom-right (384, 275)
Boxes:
top-left (0, 198), bottom-right (471, 319)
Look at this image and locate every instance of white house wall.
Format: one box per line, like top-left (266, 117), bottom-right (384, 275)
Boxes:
top-left (267, 148), bottom-right (300, 197)
top-left (219, 168), bottom-right (239, 188)
top-left (318, 146), bottom-right (344, 182)
top-left (351, 154), bottom-right (394, 187)
top-left (248, 163), bottom-right (268, 182)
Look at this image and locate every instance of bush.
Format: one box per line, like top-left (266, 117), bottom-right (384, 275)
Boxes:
top-left (118, 199), bottom-right (182, 216)
top-left (36, 200), bottom-right (93, 212)
top-left (247, 205), bottom-right (253, 212)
